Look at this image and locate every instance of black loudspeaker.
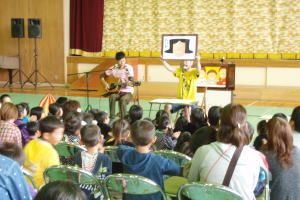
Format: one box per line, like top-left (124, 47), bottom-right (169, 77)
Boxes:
top-left (28, 18), bottom-right (42, 38)
top-left (11, 18), bottom-right (24, 38)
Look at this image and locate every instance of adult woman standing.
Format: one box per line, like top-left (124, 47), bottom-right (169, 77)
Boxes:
top-left (264, 117), bottom-right (300, 200)
top-left (187, 104), bottom-right (262, 200)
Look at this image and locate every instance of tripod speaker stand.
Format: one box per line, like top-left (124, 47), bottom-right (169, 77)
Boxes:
top-left (22, 38), bottom-right (54, 89)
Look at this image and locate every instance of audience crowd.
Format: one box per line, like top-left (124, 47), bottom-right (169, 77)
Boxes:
top-left (0, 93), bottom-right (300, 200)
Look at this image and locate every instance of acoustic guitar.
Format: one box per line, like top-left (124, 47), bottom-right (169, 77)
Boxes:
top-left (99, 76), bottom-right (141, 97)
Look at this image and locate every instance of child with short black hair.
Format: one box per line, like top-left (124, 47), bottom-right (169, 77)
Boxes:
top-left (15, 103), bottom-right (31, 146)
top-left (20, 102), bottom-right (30, 123)
top-left (95, 111), bottom-right (111, 141)
top-left (253, 120), bottom-right (268, 150)
top-left (30, 106), bottom-right (45, 121)
top-left (63, 111), bottom-right (82, 143)
top-left (24, 116), bottom-right (64, 187)
top-left (75, 124), bottom-right (112, 200)
top-left (26, 121), bottom-right (40, 140)
top-left (128, 104), bottom-right (143, 124)
top-left (154, 116), bottom-right (180, 150)
top-left (117, 120), bottom-right (180, 200)
top-left (48, 103), bottom-right (63, 119)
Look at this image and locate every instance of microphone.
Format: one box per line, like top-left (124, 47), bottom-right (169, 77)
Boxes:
top-left (220, 57), bottom-right (225, 63)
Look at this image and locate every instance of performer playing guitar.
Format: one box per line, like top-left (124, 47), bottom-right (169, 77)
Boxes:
top-left (100, 51), bottom-right (134, 120)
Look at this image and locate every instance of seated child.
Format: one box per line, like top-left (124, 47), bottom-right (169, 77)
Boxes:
top-left (0, 142), bottom-right (36, 198)
top-left (0, 153), bottom-right (31, 200)
top-left (75, 124), bottom-right (112, 200)
top-left (117, 120), bottom-right (180, 200)
top-left (95, 111), bottom-right (112, 141)
top-left (104, 119), bottom-right (134, 147)
top-left (20, 102), bottom-right (30, 123)
top-left (253, 120), bottom-right (268, 151)
top-left (24, 116), bottom-right (64, 187)
top-left (154, 116), bottom-right (180, 150)
top-left (0, 102), bottom-right (22, 146)
top-left (48, 103), bottom-right (63, 119)
top-left (29, 106), bottom-right (46, 121)
top-left (63, 111), bottom-right (82, 143)
top-left (15, 104), bottom-right (30, 146)
top-left (26, 121), bottom-right (40, 141)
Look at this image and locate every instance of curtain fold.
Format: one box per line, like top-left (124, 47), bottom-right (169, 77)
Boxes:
top-left (70, 0), bottom-right (104, 56)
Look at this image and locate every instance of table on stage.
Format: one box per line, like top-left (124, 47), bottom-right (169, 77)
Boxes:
top-left (148, 98), bottom-right (198, 117)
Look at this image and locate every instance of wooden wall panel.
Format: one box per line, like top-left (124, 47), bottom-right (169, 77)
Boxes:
top-left (0, 0), bottom-right (65, 84)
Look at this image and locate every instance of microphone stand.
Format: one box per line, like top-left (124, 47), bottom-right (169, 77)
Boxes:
top-left (67, 70), bottom-right (106, 112)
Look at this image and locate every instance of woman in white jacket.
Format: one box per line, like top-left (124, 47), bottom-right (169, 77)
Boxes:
top-left (188, 104), bottom-right (263, 200)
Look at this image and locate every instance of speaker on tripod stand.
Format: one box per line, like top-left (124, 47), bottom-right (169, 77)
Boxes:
top-left (4, 18), bottom-right (32, 88)
top-left (23, 18), bottom-right (54, 89)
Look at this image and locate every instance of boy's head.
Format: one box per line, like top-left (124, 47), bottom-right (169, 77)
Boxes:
top-left (291, 106), bottom-right (300, 132)
top-left (0, 94), bottom-right (12, 104)
top-left (95, 111), bottom-right (109, 124)
top-left (82, 112), bottom-right (95, 125)
top-left (0, 102), bottom-right (18, 121)
top-left (64, 111), bottom-right (82, 135)
top-left (131, 120), bottom-right (156, 146)
top-left (39, 116), bottom-right (64, 145)
top-left (247, 121), bottom-right (254, 142)
top-left (129, 105), bottom-right (143, 123)
top-left (62, 100), bottom-right (81, 119)
top-left (56, 97), bottom-right (68, 107)
top-left (30, 106), bottom-right (45, 120)
top-left (49, 103), bottom-right (62, 117)
top-left (0, 142), bottom-right (25, 165)
top-left (257, 120), bottom-right (267, 135)
top-left (157, 116), bottom-right (171, 130)
top-left (208, 106), bottom-right (222, 127)
top-left (80, 124), bottom-right (102, 148)
top-left (27, 121), bottom-right (40, 137)
top-left (115, 52), bottom-right (126, 67)
top-left (16, 104), bottom-right (26, 119)
top-left (20, 102), bottom-right (29, 116)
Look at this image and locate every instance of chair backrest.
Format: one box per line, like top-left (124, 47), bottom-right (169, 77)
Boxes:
top-left (104, 173), bottom-right (168, 200)
top-left (43, 165), bottom-right (100, 185)
top-left (23, 168), bottom-right (38, 190)
top-left (104, 146), bottom-right (120, 163)
top-left (154, 150), bottom-right (191, 167)
top-left (177, 182), bottom-right (243, 200)
top-left (54, 141), bottom-right (86, 165)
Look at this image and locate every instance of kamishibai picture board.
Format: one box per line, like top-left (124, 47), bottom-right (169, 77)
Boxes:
top-left (161, 34), bottom-right (198, 60)
top-left (197, 63), bottom-right (235, 90)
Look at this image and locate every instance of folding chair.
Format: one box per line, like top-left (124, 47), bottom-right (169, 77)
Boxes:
top-left (43, 165), bottom-right (106, 199)
top-left (177, 182), bottom-right (243, 200)
top-left (154, 150), bottom-right (191, 198)
top-left (104, 173), bottom-right (168, 200)
top-left (54, 141), bottom-right (86, 165)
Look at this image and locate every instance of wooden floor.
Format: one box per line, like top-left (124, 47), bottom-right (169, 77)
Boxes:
top-left (0, 83), bottom-right (299, 108)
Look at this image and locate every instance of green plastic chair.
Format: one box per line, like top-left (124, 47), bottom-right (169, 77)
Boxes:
top-left (104, 146), bottom-right (120, 163)
top-left (43, 165), bottom-right (106, 199)
top-left (153, 150), bottom-right (192, 167)
top-left (177, 182), bottom-right (243, 200)
top-left (54, 141), bottom-right (86, 165)
top-left (104, 173), bottom-right (168, 200)
top-left (154, 150), bottom-right (191, 198)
